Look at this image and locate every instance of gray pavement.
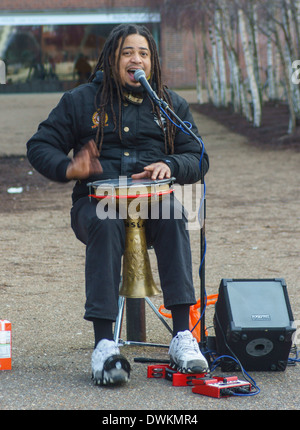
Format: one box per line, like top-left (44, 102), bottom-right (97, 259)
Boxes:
top-left (0, 91), bottom-right (299, 412)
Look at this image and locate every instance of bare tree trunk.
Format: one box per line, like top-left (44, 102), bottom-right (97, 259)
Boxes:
top-left (215, 7), bottom-right (228, 106)
top-left (274, 48), bottom-right (281, 100)
top-left (202, 36), bottom-right (213, 103)
top-left (192, 28), bottom-right (203, 104)
top-left (273, 16), bottom-right (296, 133)
top-left (238, 8), bottom-right (262, 127)
top-left (208, 17), bottom-right (221, 107)
top-left (267, 16), bottom-right (276, 100)
top-left (215, 0), bottom-right (252, 119)
top-left (282, 0), bottom-right (300, 122)
top-left (247, 1), bottom-right (262, 105)
top-left (219, 1), bottom-right (241, 113)
top-left (199, 14), bottom-right (213, 104)
top-left (295, 0), bottom-right (300, 57)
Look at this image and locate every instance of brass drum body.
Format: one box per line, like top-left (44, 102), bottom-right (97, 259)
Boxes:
top-left (88, 177), bottom-right (175, 298)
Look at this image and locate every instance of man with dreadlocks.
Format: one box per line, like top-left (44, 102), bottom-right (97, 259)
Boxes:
top-left (27, 24), bottom-right (209, 386)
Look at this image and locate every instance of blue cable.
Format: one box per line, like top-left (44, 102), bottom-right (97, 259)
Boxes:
top-left (288, 349), bottom-right (300, 364)
top-left (159, 105), bottom-right (264, 399)
top-left (211, 355), bottom-right (261, 396)
top-left (158, 106), bottom-right (206, 239)
top-left (158, 103), bottom-right (300, 398)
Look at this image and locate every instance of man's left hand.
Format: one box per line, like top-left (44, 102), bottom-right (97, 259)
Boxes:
top-left (131, 162), bottom-right (171, 181)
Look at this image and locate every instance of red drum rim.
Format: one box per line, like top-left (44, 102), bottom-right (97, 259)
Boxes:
top-left (89, 188), bottom-right (174, 200)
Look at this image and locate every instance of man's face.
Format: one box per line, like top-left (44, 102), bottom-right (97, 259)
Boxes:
top-left (115, 34), bottom-right (152, 88)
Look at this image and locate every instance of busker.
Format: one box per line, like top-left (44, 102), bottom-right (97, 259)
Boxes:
top-left (27, 23), bottom-right (209, 386)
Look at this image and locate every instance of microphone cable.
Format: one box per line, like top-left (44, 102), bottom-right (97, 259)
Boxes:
top-left (157, 104), bottom-right (207, 339)
top-left (134, 69), bottom-right (208, 344)
top-left (159, 95), bottom-right (260, 399)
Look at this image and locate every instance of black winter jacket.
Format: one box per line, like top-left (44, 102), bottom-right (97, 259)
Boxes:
top-left (27, 72), bottom-right (209, 204)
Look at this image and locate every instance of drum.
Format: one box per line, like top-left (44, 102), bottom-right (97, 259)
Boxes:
top-left (88, 177), bottom-right (174, 202)
top-left (87, 177), bottom-right (175, 298)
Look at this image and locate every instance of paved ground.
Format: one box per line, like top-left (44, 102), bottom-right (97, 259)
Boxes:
top-left (0, 91), bottom-right (299, 412)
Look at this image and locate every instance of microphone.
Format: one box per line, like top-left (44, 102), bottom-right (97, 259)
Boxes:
top-left (134, 69), bottom-right (160, 103)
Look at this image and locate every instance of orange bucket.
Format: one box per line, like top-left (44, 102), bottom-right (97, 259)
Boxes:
top-left (159, 294), bottom-right (218, 342)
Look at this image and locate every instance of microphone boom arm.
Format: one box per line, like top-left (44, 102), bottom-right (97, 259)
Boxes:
top-left (153, 94), bottom-right (207, 352)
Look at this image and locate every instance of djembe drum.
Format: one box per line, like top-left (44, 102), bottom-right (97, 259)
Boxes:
top-left (88, 177), bottom-right (175, 298)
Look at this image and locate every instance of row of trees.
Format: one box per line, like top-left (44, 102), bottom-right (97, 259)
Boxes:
top-left (163, 0), bottom-right (300, 134)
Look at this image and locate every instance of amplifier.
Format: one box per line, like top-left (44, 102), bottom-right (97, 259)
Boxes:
top-left (214, 278), bottom-right (295, 371)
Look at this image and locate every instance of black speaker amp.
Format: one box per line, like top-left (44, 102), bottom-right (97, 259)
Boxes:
top-left (214, 278), bottom-right (295, 371)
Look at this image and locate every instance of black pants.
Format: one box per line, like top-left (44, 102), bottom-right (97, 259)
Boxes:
top-left (70, 194), bottom-right (196, 322)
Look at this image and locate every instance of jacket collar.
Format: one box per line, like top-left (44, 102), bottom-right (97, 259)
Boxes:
top-left (93, 70), bottom-right (145, 105)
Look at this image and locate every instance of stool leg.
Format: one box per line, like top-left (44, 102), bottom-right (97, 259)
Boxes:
top-left (145, 297), bottom-right (173, 334)
top-left (126, 298), bottom-right (146, 342)
top-left (114, 296), bottom-right (125, 344)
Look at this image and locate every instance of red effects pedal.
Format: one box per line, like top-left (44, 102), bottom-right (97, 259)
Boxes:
top-left (192, 375), bottom-right (251, 398)
top-left (147, 364), bottom-right (206, 386)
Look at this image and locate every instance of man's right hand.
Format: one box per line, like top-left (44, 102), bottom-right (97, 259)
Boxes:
top-left (66, 139), bottom-right (103, 180)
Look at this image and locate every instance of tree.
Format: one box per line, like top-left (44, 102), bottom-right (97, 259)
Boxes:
top-left (162, 0), bottom-right (300, 134)
top-left (257, 0), bottom-right (300, 133)
top-left (238, 6), bottom-right (262, 127)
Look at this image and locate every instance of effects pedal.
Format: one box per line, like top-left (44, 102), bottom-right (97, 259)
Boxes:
top-left (147, 364), bottom-right (207, 386)
top-left (192, 375), bottom-right (251, 398)
top-left (147, 364), bottom-right (169, 379)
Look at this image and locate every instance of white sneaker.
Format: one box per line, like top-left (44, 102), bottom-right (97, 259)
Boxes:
top-left (168, 330), bottom-right (209, 373)
top-left (91, 339), bottom-right (131, 386)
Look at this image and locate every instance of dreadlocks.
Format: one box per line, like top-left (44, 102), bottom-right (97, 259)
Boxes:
top-left (88, 24), bottom-right (176, 155)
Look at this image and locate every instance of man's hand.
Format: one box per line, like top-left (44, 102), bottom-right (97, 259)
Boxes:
top-left (131, 162), bottom-right (171, 181)
top-left (66, 139), bottom-right (103, 180)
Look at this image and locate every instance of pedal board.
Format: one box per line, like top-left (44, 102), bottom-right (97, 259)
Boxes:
top-left (147, 364), bottom-right (251, 398)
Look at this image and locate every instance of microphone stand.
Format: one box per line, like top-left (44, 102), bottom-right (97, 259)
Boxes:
top-left (152, 96), bottom-right (207, 353)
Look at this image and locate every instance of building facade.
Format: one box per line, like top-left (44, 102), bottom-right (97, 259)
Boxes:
top-left (0, 0), bottom-right (197, 91)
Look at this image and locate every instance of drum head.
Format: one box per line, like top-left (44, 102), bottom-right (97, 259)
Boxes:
top-left (88, 177), bottom-right (175, 189)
